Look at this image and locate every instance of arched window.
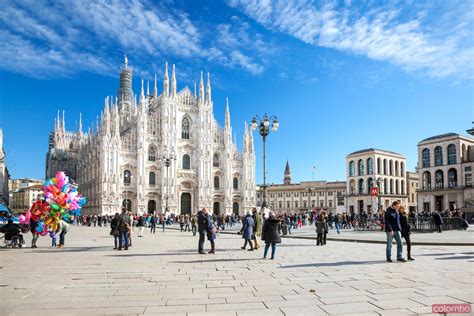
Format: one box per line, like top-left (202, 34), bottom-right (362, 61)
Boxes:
top-left (377, 158), bottom-right (381, 174)
top-left (447, 144), bottom-right (456, 165)
top-left (123, 170), bottom-right (131, 186)
top-left (233, 177), bottom-right (239, 189)
top-left (434, 146), bottom-right (443, 166)
top-left (435, 170), bottom-right (444, 189)
top-left (395, 179), bottom-right (399, 195)
top-left (367, 158), bottom-right (373, 175)
top-left (349, 161), bottom-right (355, 177)
top-left (149, 171), bottom-right (156, 186)
top-left (389, 160), bottom-right (393, 176)
top-left (422, 171), bottom-right (431, 190)
top-left (390, 179), bottom-right (393, 194)
top-left (401, 180), bottom-right (405, 195)
top-left (358, 179), bottom-right (364, 194)
top-left (181, 116), bottom-right (190, 139)
top-left (148, 146), bottom-right (156, 161)
top-left (358, 159), bottom-right (364, 176)
top-left (448, 168), bottom-right (457, 188)
top-left (400, 162), bottom-right (405, 177)
top-left (182, 154), bottom-right (190, 170)
top-left (383, 178), bottom-right (387, 194)
top-left (214, 176), bottom-right (220, 189)
top-left (213, 153), bottom-right (219, 167)
top-left (349, 180), bottom-right (355, 195)
top-left (383, 159), bottom-right (387, 175)
top-left (422, 148), bottom-right (430, 168)
top-left (367, 177), bottom-right (373, 194)
top-left (395, 161), bottom-right (399, 176)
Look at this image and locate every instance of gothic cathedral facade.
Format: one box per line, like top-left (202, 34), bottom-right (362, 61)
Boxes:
top-left (46, 57), bottom-right (256, 216)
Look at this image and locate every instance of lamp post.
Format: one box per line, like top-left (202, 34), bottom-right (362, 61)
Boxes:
top-left (251, 114), bottom-right (279, 209)
top-left (159, 152), bottom-right (176, 214)
top-left (375, 177), bottom-right (382, 212)
top-left (306, 187), bottom-right (315, 212)
top-left (122, 172), bottom-right (133, 212)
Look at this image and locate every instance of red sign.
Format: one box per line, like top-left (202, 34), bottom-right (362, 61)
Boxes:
top-left (370, 187), bottom-right (379, 196)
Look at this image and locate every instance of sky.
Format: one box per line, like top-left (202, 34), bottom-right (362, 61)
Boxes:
top-left (0, 0), bottom-right (473, 185)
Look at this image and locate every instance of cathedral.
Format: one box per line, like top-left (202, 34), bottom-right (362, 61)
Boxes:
top-left (45, 57), bottom-right (256, 216)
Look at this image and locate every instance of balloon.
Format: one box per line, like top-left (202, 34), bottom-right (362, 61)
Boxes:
top-left (36, 225), bottom-right (43, 233)
top-left (19, 215), bottom-right (26, 224)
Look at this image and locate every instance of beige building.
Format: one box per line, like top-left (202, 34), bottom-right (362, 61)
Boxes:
top-left (0, 129), bottom-right (9, 206)
top-left (417, 133), bottom-right (474, 212)
top-left (256, 161), bottom-right (346, 214)
top-left (346, 148), bottom-right (408, 214)
top-left (406, 171), bottom-right (419, 212)
top-left (10, 184), bottom-right (43, 212)
top-left (9, 178), bottom-right (43, 191)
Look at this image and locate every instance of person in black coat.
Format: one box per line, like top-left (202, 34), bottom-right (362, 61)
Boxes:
top-left (110, 213), bottom-right (120, 249)
top-left (398, 206), bottom-right (414, 261)
top-left (261, 211), bottom-right (281, 260)
top-left (433, 211), bottom-right (443, 233)
top-left (384, 201), bottom-right (406, 262)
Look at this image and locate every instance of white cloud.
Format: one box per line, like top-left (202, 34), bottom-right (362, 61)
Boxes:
top-left (0, 0), bottom-right (266, 78)
top-left (229, 0), bottom-right (474, 80)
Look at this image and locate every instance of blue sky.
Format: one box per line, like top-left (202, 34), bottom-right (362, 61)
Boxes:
top-left (0, 0), bottom-right (473, 184)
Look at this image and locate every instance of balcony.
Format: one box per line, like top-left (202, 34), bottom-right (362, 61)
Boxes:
top-left (417, 185), bottom-right (465, 193)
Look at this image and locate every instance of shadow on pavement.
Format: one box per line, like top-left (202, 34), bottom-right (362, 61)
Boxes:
top-left (435, 255), bottom-right (474, 260)
top-left (170, 258), bottom-right (262, 264)
top-left (280, 260), bottom-right (387, 268)
top-left (417, 252), bottom-right (474, 257)
top-left (26, 246), bottom-right (112, 253)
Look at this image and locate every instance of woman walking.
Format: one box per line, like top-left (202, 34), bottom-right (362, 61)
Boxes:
top-left (315, 215), bottom-right (326, 246)
top-left (110, 213), bottom-right (120, 249)
top-left (241, 212), bottom-right (255, 251)
top-left (30, 217), bottom-right (39, 248)
top-left (399, 206), bottom-right (414, 261)
top-left (137, 215), bottom-right (145, 237)
top-left (262, 211), bottom-right (281, 259)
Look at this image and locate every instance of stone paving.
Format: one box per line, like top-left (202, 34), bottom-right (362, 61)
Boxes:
top-left (1, 225), bottom-right (473, 315)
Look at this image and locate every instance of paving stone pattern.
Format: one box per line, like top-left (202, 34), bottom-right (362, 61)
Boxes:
top-left (1, 226), bottom-right (473, 315)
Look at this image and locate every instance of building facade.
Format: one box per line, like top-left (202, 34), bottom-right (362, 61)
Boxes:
top-left (0, 129), bottom-right (9, 206)
top-left (256, 162), bottom-right (346, 214)
top-left (417, 133), bottom-right (474, 212)
top-left (346, 148), bottom-right (408, 214)
top-left (46, 57), bottom-right (256, 216)
top-left (10, 184), bottom-right (43, 212)
top-left (406, 171), bottom-right (419, 212)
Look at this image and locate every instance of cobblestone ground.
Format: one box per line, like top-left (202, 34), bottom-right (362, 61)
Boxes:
top-left (1, 226), bottom-right (473, 315)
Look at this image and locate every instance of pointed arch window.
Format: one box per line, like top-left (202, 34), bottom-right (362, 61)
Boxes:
top-left (148, 146), bottom-right (156, 161)
top-left (149, 171), bottom-right (156, 186)
top-left (214, 176), bottom-right (220, 189)
top-left (182, 154), bottom-right (190, 170)
top-left (233, 177), bottom-right (239, 190)
top-left (182, 116), bottom-right (190, 139)
top-left (213, 153), bottom-right (220, 167)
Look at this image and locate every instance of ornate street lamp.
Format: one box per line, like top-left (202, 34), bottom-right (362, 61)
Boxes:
top-left (251, 114), bottom-right (279, 209)
top-left (374, 177), bottom-right (382, 212)
top-left (159, 152), bottom-right (176, 213)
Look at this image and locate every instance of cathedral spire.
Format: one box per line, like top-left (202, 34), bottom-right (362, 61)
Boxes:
top-left (140, 79), bottom-right (145, 99)
top-left (153, 74), bottom-right (158, 97)
top-left (78, 113), bottom-right (83, 135)
top-left (284, 160), bottom-right (292, 185)
top-left (243, 121), bottom-right (249, 153)
top-left (55, 110), bottom-right (60, 132)
top-left (147, 80), bottom-right (150, 96)
top-left (96, 115), bottom-right (99, 134)
top-left (62, 110), bottom-right (65, 132)
top-left (163, 62), bottom-right (169, 97)
top-left (225, 97), bottom-right (230, 128)
top-left (205, 72), bottom-right (211, 104)
top-left (194, 81), bottom-right (197, 98)
top-left (171, 64), bottom-right (176, 96)
top-left (198, 71), bottom-right (204, 105)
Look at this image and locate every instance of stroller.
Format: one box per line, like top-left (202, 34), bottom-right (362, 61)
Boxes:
top-left (1, 220), bottom-right (25, 248)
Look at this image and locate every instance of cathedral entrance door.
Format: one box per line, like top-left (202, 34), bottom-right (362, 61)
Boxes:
top-left (147, 200), bottom-right (156, 214)
top-left (181, 193), bottom-right (191, 215)
top-left (232, 202), bottom-right (239, 216)
top-left (213, 202), bottom-right (220, 215)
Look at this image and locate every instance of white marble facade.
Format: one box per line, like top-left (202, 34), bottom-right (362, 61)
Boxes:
top-left (46, 58), bottom-right (256, 216)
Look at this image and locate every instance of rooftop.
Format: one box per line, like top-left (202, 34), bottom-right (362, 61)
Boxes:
top-left (419, 133), bottom-right (459, 143)
top-left (347, 148), bottom-right (403, 157)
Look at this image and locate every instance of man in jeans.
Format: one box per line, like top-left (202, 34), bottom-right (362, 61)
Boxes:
top-left (384, 201), bottom-right (406, 262)
top-left (197, 208), bottom-right (210, 254)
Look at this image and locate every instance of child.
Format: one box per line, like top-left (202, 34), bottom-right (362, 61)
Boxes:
top-left (49, 230), bottom-right (57, 247)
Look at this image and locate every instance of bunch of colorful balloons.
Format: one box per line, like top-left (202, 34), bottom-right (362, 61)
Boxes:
top-left (19, 171), bottom-right (86, 235)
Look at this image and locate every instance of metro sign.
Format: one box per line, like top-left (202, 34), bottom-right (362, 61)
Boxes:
top-left (370, 187), bottom-right (379, 196)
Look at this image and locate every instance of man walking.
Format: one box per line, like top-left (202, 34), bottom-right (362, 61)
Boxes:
top-left (241, 211), bottom-right (255, 251)
top-left (197, 208), bottom-right (210, 254)
top-left (150, 215), bottom-right (156, 234)
top-left (433, 211), bottom-right (443, 233)
top-left (384, 201), bottom-right (406, 262)
top-left (252, 208), bottom-right (261, 250)
top-left (191, 215), bottom-right (197, 236)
